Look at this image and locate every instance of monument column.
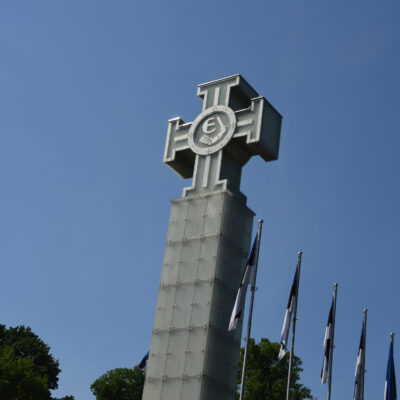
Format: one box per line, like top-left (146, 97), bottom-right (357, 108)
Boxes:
top-left (142, 75), bottom-right (282, 400)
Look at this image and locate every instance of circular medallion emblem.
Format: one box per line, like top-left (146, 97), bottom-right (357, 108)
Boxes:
top-left (188, 105), bottom-right (236, 155)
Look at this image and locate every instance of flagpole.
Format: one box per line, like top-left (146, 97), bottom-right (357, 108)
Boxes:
top-left (285, 251), bottom-right (303, 400)
top-left (390, 332), bottom-right (394, 363)
top-left (361, 309), bottom-right (367, 400)
top-left (239, 219), bottom-right (263, 400)
top-left (327, 283), bottom-right (338, 400)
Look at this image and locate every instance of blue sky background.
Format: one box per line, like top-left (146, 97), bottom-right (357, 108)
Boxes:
top-left (1, 1), bottom-right (399, 399)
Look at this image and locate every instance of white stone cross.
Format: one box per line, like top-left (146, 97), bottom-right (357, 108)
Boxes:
top-left (164, 75), bottom-right (282, 200)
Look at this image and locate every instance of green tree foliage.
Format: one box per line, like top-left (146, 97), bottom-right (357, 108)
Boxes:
top-left (0, 325), bottom-right (60, 390)
top-left (237, 338), bottom-right (314, 400)
top-left (0, 324), bottom-right (74, 400)
top-left (90, 366), bottom-right (145, 400)
top-left (0, 346), bottom-right (49, 400)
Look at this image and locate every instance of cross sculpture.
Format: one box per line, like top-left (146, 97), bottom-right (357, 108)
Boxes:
top-left (142, 75), bottom-right (282, 400)
top-left (164, 74), bottom-right (282, 200)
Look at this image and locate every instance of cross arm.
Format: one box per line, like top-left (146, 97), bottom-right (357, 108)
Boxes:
top-left (163, 117), bottom-right (195, 179)
top-left (233, 97), bottom-right (282, 164)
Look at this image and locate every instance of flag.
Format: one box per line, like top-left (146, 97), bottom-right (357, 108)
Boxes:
top-left (228, 231), bottom-right (260, 332)
top-left (278, 266), bottom-right (299, 360)
top-left (139, 351), bottom-right (149, 371)
top-left (384, 336), bottom-right (397, 400)
top-left (321, 300), bottom-right (334, 384)
top-left (354, 322), bottom-right (365, 400)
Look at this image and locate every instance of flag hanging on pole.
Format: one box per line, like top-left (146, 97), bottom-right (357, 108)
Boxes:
top-left (139, 351), bottom-right (149, 371)
top-left (354, 314), bottom-right (366, 400)
top-left (278, 266), bottom-right (299, 360)
top-left (321, 299), bottom-right (334, 384)
top-left (228, 230), bottom-right (260, 332)
top-left (384, 334), bottom-right (397, 400)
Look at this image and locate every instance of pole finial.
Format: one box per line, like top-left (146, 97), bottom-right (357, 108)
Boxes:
top-left (297, 251), bottom-right (303, 264)
top-left (334, 282), bottom-right (339, 288)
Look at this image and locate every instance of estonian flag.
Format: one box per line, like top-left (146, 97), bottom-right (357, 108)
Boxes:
top-left (228, 231), bottom-right (260, 332)
top-left (139, 351), bottom-right (149, 371)
top-left (384, 336), bottom-right (397, 400)
top-left (278, 266), bottom-right (299, 360)
top-left (321, 300), bottom-right (334, 384)
top-left (354, 322), bottom-right (365, 400)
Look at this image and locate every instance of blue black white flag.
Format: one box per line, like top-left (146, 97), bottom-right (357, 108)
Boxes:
top-left (228, 230), bottom-right (260, 332)
top-left (321, 299), bottom-right (334, 384)
top-left (354, 320), bottom-right (365, 400)
top-left (278, 266), bottom-right (299, 360)
top-left (384, 336), bottom-right (397, 400)
top-left (139, 351), bottom-right (149, 371)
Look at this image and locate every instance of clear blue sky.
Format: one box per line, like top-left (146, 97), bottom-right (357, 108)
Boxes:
top-left (1, 1), bottom-right (399, 399)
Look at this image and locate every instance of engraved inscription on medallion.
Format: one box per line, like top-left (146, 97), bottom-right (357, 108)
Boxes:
top-left (197, 114), bottom-right (227, 146)
top-left (188, 105), bottom-right (236, 155)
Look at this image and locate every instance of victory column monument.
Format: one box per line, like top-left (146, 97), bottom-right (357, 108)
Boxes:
top-left (142, 75), bottom-right (282, 400)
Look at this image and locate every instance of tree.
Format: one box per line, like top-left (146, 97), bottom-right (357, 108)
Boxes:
top-left (0, 324), bottom-right (74, 400)
top-left (0, 346), bottom-right (49, 400)
top-left (90, 366), bottom-right (145, 400)
top-left (237, 338), bottom-right (314, 400)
